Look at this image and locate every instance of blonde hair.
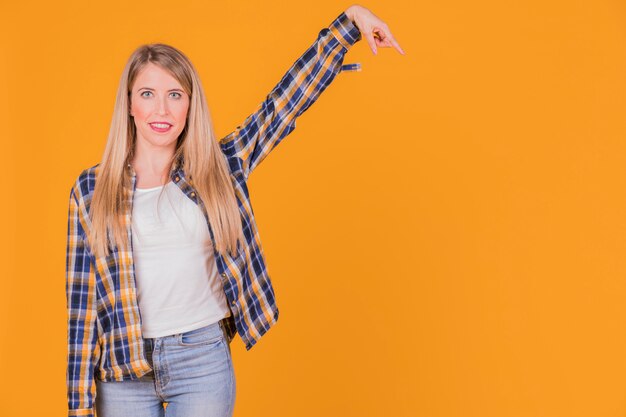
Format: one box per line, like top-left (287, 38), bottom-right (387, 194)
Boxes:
top-left (87, 43), bottom-right (244, 259)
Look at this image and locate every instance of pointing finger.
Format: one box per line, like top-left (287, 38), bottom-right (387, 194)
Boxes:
top-left (389, 36), bottom-right (405, 55)
top-left (382, 28), bottom-right (405, 55)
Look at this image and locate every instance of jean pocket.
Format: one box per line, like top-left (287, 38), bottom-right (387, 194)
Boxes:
top-left (178, 324), bottom-right (223, 346)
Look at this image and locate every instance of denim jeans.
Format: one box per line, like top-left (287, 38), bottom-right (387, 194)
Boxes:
top-left (95, 318), bottom-right (236, 417)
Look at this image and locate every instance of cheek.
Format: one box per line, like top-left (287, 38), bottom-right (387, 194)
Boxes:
top-left (175, 102), bottom-right (190, 123)
top-left (131, 102), bottom-right (152, 121)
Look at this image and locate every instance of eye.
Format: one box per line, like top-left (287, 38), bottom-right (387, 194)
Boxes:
top-left (140, 91), bottom-right (152, 97)
top-left (171, 92), bottom-right (182, 99)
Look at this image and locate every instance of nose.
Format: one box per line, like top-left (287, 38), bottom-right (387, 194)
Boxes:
top-left (156, 94), bottom-right (169, 116)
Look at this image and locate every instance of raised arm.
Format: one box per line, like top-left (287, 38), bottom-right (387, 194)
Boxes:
top-left (66, 185), bottom-right (100, 417)
top-left (219, 10), bottom-right (362, 180)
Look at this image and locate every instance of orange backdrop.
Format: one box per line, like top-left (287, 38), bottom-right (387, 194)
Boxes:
top-left (2, 0), bottom-right (626, 416)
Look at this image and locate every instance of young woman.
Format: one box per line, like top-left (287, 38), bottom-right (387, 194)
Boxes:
top-left (65, 5), bottom-right (403, 417)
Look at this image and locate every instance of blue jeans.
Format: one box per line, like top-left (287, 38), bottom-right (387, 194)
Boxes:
top-left (95, 319), bottom-right (236, 417)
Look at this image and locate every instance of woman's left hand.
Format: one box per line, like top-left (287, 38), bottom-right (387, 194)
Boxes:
top-left (346, 4), bottom-right (405, 56)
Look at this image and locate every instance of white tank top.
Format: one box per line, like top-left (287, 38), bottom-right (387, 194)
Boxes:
top-left (131, 180), bottom-right (230, 338)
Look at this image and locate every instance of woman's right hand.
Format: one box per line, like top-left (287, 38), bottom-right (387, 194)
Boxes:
top-left (345, 4), bottom-right (405, 56)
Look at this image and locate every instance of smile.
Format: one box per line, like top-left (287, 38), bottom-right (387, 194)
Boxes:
top-left (149, 123), bottom-right (172, 133)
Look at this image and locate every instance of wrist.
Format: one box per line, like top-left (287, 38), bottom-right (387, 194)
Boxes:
top-left (345, 5), bottom-right (360, 21)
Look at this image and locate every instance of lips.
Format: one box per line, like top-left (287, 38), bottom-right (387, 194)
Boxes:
top-left (149, 122), bottom-right (173, 133)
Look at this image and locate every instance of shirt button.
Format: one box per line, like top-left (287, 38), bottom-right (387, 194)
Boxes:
top-left (231, 300), bottom-right (236, 305)
top-left (190, 192), bottom-right (196, 197)
top-left (221, 273), bottom-right (227, 277)
top-left (175, 176), bottom-right (180, 182)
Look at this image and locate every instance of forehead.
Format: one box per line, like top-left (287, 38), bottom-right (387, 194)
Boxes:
top-left (133, 62), bottom-right (182, 90)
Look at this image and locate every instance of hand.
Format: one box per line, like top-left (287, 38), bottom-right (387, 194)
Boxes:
top-left (345, 4), bottom-right (405, 55)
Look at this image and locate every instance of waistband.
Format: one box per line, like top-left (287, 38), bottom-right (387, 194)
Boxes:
top-left (143, 318), bottom-right (229, 347)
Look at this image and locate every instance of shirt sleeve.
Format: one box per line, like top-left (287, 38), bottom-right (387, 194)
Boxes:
top-left (219, 11), bottom-right (362, 180)
top-left (66, 185), bottom-right (100, 417)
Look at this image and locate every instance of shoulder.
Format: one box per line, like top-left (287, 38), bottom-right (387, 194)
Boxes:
top-left (70, 162), bottom-right (101, 202)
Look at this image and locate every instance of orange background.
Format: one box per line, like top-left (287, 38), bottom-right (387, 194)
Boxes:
top-left (2, 0), bottom-right (626, 416)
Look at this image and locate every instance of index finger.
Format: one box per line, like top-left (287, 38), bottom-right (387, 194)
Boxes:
top-left (386, 32), bottom-right (405, 55)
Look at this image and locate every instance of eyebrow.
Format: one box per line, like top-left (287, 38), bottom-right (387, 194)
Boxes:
top-left (137, 87), bottom-right (185, 92)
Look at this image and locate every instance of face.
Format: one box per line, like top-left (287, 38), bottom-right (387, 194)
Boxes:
top-left (129, 62), bottom-right (190, 151)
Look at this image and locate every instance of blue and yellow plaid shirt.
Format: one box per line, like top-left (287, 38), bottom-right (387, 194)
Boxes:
top-left (66, 11), bottom-right (361, 416)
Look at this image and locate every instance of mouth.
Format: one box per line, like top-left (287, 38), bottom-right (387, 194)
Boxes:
top-left (149, 122), bottom-right (173, 133)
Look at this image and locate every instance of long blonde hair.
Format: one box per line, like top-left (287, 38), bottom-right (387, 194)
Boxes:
top-left (87, 43), bottom-right (244, 259)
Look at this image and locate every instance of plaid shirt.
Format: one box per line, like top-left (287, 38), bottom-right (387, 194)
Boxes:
top-left (66, 10), bottom-right (361, 417)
